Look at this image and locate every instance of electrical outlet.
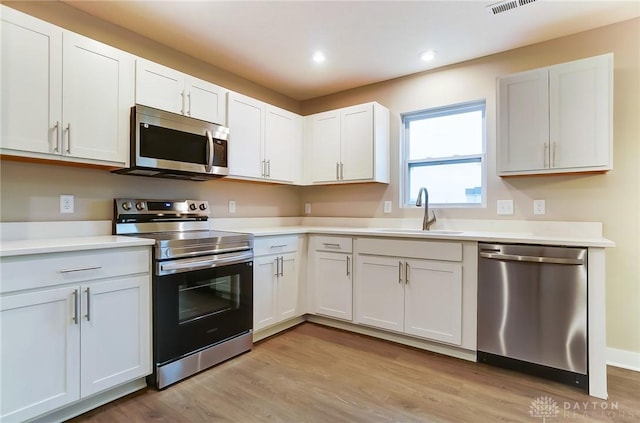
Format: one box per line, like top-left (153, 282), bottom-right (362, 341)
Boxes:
top-left (533, 199), bottom-right (546, 215)
top-left (383, 201), bottom-right (392, 214)
top-left (60, 195), bottom-right (74, 214)
top-left (228, 200), bottom-right (236, 213)
top-left (304, 203), bottom-right (311, 214)
top-left (496, 199), bottom-right (514, 215)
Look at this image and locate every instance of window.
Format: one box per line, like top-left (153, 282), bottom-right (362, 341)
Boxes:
top-left (403, 100), bottom-right (486, 207)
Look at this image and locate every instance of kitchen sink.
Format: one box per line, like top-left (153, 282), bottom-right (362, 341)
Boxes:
top-left (375, 229), bottom-right (463, 235)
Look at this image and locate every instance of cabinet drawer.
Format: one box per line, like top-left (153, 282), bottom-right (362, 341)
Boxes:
top-left (312, 236), bottom-right (353, 253)
top-left (254, 235), bottom-right (299, 256)
top-left (356, 237), bottom-right (462, 262)
top-left (0, 247), bottom-right (150, 294)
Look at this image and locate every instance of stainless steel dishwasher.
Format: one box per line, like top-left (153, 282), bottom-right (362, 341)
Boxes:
top-left (477, 242), bottom-right (588, 390)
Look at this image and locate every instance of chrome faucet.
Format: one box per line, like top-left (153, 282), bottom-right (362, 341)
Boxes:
top-left (415, 187), bottom-right (436, 230)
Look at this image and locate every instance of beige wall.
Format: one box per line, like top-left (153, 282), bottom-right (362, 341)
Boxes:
top-left (0, 2), bottom-right (638, 355)
top-left (300, 19), bottom-right (640, 354)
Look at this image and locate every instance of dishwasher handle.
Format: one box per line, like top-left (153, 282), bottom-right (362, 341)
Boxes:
top-left (479, 251), bottom-right (584, 265)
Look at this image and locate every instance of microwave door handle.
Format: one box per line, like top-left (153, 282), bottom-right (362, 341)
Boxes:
top-left (205, 130), bottom-right (214, 172)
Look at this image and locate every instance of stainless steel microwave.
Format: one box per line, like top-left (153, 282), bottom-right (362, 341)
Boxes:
top-left (113, 105), bottom-right (229, 181)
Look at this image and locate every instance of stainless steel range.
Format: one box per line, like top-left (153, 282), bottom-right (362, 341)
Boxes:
top-left (113, 198), bottom-right (253, 389)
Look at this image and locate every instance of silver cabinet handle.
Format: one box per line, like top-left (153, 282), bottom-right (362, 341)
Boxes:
top-left (60, 266), bottom-right (102, 274)
top-left (65, 123), bottom-right (71, 154)
top-left (84, 287), bottom-right (91, 321)
top-left (205, 130), bottom-right (214, 171)
top-left (322, 243), bottom-right (341, 249)
top-left (266, 160), bottom-right (271, 178)
top-left (543, 143), bottom-right (549, 168)
top-left (479, 252), bottom-right (584, 265)
top-left (181, 91), bottom-right (185, 115)
top-left (187, 92), bottom-right (192, 116)
top-left (552, 142), bottom-right (557, 167)
top-left (340, 162), bottom-right (344, 180)
top-left (336, 162), bottom-right (340, 180)
top-left (405, 262), bottom-right (410, 284)
top-left (53, 121), bottom-right (60, 153)
top-left (346, 255), bottom-right (350, 277)
top-left (279, 256), bottom-right (284, 277)
top-left (72, 289), bottom-right (79, 325)
top-left (270, 244), bottom-right (287, 249)
top-left (398, 261), bottom-right (403, 284)
top-left (273, 257), bottom-right (279, 277)
top-left (262, 160), bottom-right (266, 177)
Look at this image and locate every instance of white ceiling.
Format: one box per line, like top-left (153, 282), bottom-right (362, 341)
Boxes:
top-left (63, 0), bottom-right (640, 101)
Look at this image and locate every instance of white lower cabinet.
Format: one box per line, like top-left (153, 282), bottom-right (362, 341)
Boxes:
top-left (253, 236), bottom-right (301, 332)
top-left (0, 247), bottom-right (151, 423)
top-left (1, 286), bottom-right (80, 423)
top-left (309, 236), bottom-right (353, 321)
top-left (355, 238), bottom-right (464, 346)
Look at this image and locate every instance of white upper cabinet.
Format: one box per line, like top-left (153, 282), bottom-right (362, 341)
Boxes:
top-left (135, 58), bottom-right (227, 125)
top-left (1, 6), bottom-right (133, 166)
top-left (227, 91), bottom-right (302, 184)
top-left (498, 53), bottom-right (613, 176)
top-left (308, 102), bottom-right (390, 184)
top-left (265, 105), bottom-right (302, 183)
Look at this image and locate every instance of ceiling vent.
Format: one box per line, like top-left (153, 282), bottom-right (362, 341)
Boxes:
top-left (487, 0), bottom-right (538, 16)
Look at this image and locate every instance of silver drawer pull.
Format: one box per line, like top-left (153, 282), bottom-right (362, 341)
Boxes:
top-left (322, 243), bottom-right (341, 248)
top-left (270, 244), bottom-right (287, 248)
top-left (60, 266), bottom-right (102, 274)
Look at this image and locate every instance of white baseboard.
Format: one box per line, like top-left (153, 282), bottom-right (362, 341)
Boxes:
top-left (607, 347), bottom-right (640, 371)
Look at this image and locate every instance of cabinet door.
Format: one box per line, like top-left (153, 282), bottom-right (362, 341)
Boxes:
top-left (311, 110), bottom-right (341, 182)
top-left (253, 256), bottom-right (278, 331)
top-left (549, 54), bottom-right (611, 170)
top-left (80, 275), bottom-right (150, 397)
top-left (135, 58), bottom-right (184, 115)
top-left (277, 253), bottom-right (299, 320)
top-left (341, 104), bottom-right (374, 181)
top-left (265, 105), bottom-right (301, 183)
top-left (63, 32), bottom-right (133, 164)
top-left (227, 92), bottom-right (265, 179)
top-left (185, 76), bottom-right (227, 124)
top-left (0, 287), bottom-right (80, 423)
top-left (1, 7), bottom-right (62, 155)
top-left (498, 69), bottom-right (549, 173)
top-left (355, 255), bottom-right (404, 332)
top-left (314, 252), bottom-right (352, 320)
top-left (404, 259), bottom-right (462, 345)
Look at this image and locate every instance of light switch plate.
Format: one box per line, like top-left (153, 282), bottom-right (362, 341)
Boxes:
top-left (383, 201), bottom-right (392, 214)
top-left (228, 200), bottom-right (236, 213)
top-left (304, 203), bottom-right (311, 214)
top-left (533, 199), bottom-right (546, 215)
top-left (497, 199), bottom-right (514, 215)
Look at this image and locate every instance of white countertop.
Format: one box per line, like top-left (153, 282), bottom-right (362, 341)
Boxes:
top-left (0, 235), bottom-right (155, 257)
top-left (0, 218), bottom-right (615, 257)
top-left (243, 226), bottom-right (615, 248)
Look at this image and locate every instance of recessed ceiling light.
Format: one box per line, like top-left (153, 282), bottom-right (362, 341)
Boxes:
top-left (420, 50), bottom-right (436, 61)
top-left (312, 51), bottom-right (326, 63)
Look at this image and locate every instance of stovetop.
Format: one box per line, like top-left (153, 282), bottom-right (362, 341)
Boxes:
top-left (113, 199), bottom-right (253, 260)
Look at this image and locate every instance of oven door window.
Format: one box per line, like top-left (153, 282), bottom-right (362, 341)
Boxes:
top-left (179, 275), bottom-right (239, 323)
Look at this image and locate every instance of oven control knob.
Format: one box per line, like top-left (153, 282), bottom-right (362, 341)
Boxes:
top-left (121, 201), bottom-right (132, 211)
top-left (189, 203), bottom-right (197, 211)
top-left (199, 203), bottom-right (207, 211)
top-left (135, 202), bottom-right (145, 211)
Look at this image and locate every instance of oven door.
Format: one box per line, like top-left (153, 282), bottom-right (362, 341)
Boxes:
top-left (154, 258), bottom-right (253, 365)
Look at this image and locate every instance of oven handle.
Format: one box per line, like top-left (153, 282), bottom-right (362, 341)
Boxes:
top-left (158, 251), bottom-right (253, 275)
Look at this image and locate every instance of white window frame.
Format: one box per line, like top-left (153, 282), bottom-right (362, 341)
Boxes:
top-left (401, 99), bottom-right (487, 209)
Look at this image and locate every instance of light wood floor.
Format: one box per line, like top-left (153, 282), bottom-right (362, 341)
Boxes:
top-left (69, 323), bottom-right (640, 422)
